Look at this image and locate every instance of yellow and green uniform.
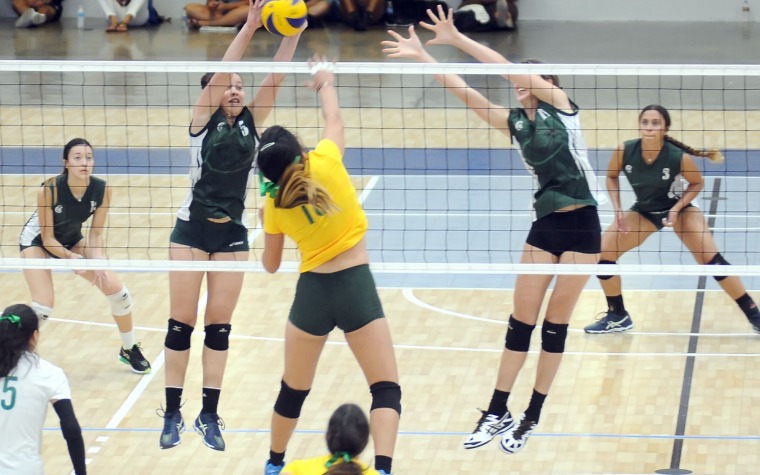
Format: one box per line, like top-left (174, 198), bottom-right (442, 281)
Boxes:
top-left (263, 139), bottom-right (382, 336)
top-left (282, 454), bottom-right (380, 475)
top-left (263, 139), bottom-right (367, 273)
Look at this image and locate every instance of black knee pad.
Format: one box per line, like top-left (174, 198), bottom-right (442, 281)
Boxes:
top-left (369, 381), bottom-right (402, 415)
top-left (541, 320), bottom-right (569, 354)
top-left (597, 260), bottom-right (616, 280)
top-left (708, 253), bottom-right (730, 282)
top-left (274, 380), bottom-right (310, 419)
top-left (505, 315), bottom-right (536, 352)
top-left (165, 318), bottom-right (194, 351)
top-left (204, 323), bottom-right (231, 351)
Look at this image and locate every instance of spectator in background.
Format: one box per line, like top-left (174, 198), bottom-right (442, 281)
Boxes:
top-left (184, 0), bottom-right (249, 29)
top-left (453, 0), bottom-right (517, 32)
top-left (12, 0), bottom-right (63, 28)
top-left (340, 0), bottom-right (383, 31)
top-left (97, 0), bottom-right (150, 32)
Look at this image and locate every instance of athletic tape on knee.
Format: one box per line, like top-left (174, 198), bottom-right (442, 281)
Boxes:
top-left (274, 380), bottom-right (310, 419)
top-left (369, 381), bottom-right (402, 415)
top-left (107, 286), bottom-right (133, 317)
top-left (708, 253), bottom-right (730, 281)
top-left (505, 315), bottom-right (536, 352)
top-left (541, 321), bottom-right (569, 353)
top-left (596, 260), bottom-right (616, 280)
top-left (31, 301), bottom-right (52, 327)
top-left (165, 318), bottom-right (194, 351)
top-left (204, 323), bottom-right (231, 351)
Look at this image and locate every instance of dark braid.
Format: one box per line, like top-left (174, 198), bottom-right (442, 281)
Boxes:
top-left (639, 105), bottom-right (724, 163)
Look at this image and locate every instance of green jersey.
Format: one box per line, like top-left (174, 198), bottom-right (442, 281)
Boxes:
top-left (621, 139), bottom-right (685, 212)
top-left (20, 174), bottom-right (107, 248)
top-left (179, 106), bottom-right (259, 224)
top-left (508, 100), bottom-right (598, 219)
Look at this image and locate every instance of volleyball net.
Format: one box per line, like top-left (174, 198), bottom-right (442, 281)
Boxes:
top-left (0, 60), bottom-right (758, 277)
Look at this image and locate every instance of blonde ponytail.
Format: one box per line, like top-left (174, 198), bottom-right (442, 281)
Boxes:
top-left (275, 162), bottom-right (338, 213)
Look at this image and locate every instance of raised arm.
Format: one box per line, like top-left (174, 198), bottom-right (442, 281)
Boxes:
top-left (382, 26), bottom-right (510, 135)
top-left (419, 6), bottom-right (571, 112)
top-left (250, 29), bottom-right (306, 126)
top-left (191, 0), bottom-right (264, 129)
top-left (306, 56), bottom-right (344, 154)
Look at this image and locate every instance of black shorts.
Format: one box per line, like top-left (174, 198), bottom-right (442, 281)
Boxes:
top-left (169, 218), bottom-right (249, 254)
top-left (631, 203), bottom-right (694, 231)
top-left (289, 264), bottom-right (384, 336)
top-left (19, 234), bottom-right (81, 257)
top-left (526, 206), bottom-right (601, 257)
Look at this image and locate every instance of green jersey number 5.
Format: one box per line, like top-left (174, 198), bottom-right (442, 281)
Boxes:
top-left (1, 376), bottom-right (18, 410)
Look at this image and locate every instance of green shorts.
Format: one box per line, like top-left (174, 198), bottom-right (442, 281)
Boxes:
top-left (631, 203), bottom-right (694, 230)
top-left (170, 218), bottom-right (249, 254)
top-left (289, 264), bottom-right (384, 336)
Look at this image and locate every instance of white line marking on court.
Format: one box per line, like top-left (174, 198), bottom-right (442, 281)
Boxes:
top-left (87, 447), bottom-right (101, 454)
top-left (402, 288), bottom-right (760, 338)
top-left (402, 288), bottom-right (503, 324)
top-left (48, 315), bottom-right (760, 356)
top-left (95, 436), bottom-right (108, 443)
top-left (359, 175), bottom-right (379, 203)
top-left (105, 351), bottom-right (165, 429)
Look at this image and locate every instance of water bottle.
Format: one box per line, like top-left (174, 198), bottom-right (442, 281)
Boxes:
top-left (385, 0), bottom-right (394, 22)
top-left (76, 4), bottom-right (85, 29)
top-left (181, 9), bottom-right (188, 32)
top-left (742, 0), bottom-right (751, 38)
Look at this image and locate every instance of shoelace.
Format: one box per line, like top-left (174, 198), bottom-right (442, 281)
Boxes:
top-left (155, 401), bottom-right (185, 419)
top-left (512, 418), bottom-right (536, 440)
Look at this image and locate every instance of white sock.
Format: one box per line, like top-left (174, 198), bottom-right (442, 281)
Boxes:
top-left (120, 330), bottom-right (136, 350)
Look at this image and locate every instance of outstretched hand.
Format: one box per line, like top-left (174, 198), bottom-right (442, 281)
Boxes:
top-left (418, 5), bottom-right (460, 46)
top-left (381, 26), bottom-right (427, 61)
top-left (306, 54), bottom-right (335, 92)
top-left (246, 0), bottom-right (265, 30)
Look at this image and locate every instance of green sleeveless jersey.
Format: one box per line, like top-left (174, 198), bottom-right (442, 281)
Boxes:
top-left (179, 106), bottom-right (259, 224)
top-left (507, 100), bottom-right (598, 219)
top-left (621, 139), bottom-right (684, 212)
top-left (20, 174), bottom-right (107, 248)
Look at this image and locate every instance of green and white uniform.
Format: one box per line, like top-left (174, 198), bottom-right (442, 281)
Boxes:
top-left (19, 174), bottom-right (107, 251)
top-left (171, 106), bottom-right (258, 253)
top-left (508, 100), bottom-right (599, 219)
top-left (177, 106), bottom-right (259, 225)
top-left (622, 138), bottom-right (685, 211)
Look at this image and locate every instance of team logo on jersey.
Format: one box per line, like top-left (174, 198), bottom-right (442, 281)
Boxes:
top-left (238, 121), bottom-right (249, 136)
top-left (54, 205), bottom-right (63, 214)
top-left (217, 122), bottom-right (226, 132)
top-left (515, 121), bottom-right (524, 131)
top-left (90, 201), bottom-right (97, 212)
top-left (625, 165), bottom-right (633, 174)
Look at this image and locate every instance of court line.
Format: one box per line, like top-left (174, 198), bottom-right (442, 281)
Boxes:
top-left (402, 288), bottom-right (760, 337)
top-left (670, 177), bottom-right (722, 471)
top-left (46, 317), bottom-right (760, 357)
top-left (105, 351), bottom-right (165, 429)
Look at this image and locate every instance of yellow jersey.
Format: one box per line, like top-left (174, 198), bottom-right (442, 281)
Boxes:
top-left (263, 139), bottom-right (368, 273)
top-left (282, 454), bottom-right (380, 475)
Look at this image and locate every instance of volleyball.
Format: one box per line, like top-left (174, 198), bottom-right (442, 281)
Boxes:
top-left (261, 0), bottom-right (308, 37)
